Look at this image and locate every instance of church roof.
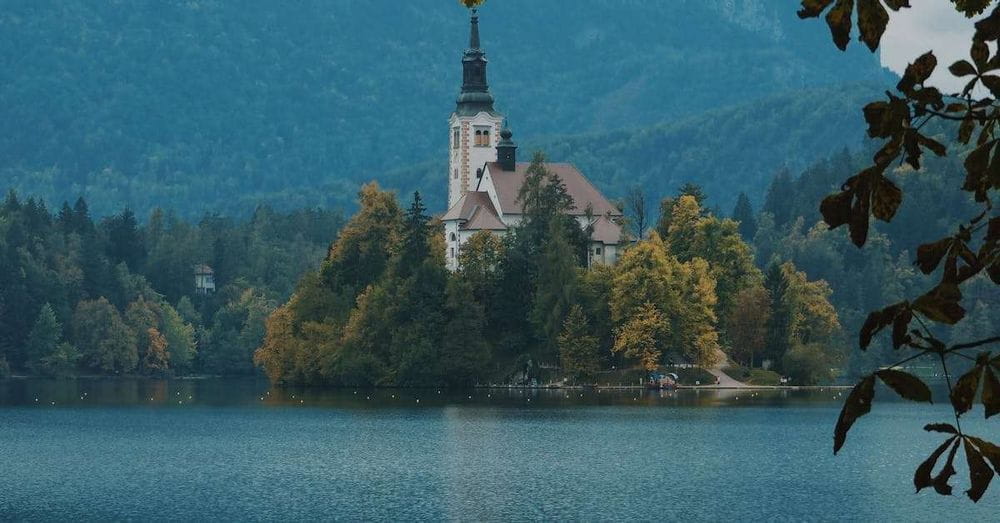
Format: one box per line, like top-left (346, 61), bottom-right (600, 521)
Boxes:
top-left (441, 191), bottom-right (506, 230)
top-left (483, 162), bottom-right (623, 218)
top-left (464, 203), bottom-right (507, 230)
top-left (589, 215), bottom-right (623, 245)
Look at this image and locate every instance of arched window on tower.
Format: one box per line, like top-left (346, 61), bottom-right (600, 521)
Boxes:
top-left (449, 233), bottom-right (456, 242)
top-left (453, 128), bottom-right (460, 149)
top-left (474, 126), bottom-right (490, 147)
top-left (453, 169), bottom-right (458, 179)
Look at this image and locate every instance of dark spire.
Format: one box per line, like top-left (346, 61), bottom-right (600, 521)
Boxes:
top-left (456, 9), bottom-right (496, 116)
top-left (496, 122), bottom-right (517, 171)
top-left (469, 9), bottom-right (481, 49)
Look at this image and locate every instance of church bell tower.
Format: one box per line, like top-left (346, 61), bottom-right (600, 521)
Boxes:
top-left (448, 9), bottom-right (504, 210)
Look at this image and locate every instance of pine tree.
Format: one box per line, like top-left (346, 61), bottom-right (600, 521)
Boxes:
top-left (440, 277), bottom-right (490, 387)
top-left (677, 183), bottom-right (708, 209)
top-left (531, 220), bottom-right (580, 363)
top-left (518, 151), bottom-right (576, 259)
top-left (2, 189), bottom-right (20, 214)
top-left (763, 262), bottom-right (792, 368)
top-left (105, 207), bottom-right (146, 271)
top-left (731, 192), bottom-right (757, 242)
top-left (762, 168), bottom-right (795, 229)
top-left (72, 197), bottom-right (94, 236)
top-left (396, 192), bottom-right (430, 279)
top-left (558, 305), bottom-right (601, 381)
top-left (57, 202), bottom-right (75, 233)
top-left (26, 303), bottom-right (62, 374)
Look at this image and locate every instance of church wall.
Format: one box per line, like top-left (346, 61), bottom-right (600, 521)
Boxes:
top-left (444, 220), bottom-right (462, 271)
top-left (477, 168), bottom-right (504, 216)
top-left (448, 112), bottom-right (502, 209)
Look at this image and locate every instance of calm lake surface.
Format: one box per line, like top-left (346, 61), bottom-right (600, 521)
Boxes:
top-left (1, 378), bottom-right (998, 521)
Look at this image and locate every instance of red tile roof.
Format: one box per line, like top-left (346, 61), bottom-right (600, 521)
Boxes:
top-left (441, 191), bottom-right (506, 230)
top-left (589, 215), bottom-right (623, 245)
top-left (481, 162), bottom-right (622, 218)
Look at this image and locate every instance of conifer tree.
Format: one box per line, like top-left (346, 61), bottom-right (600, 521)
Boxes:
top-left (558, 304), bottom-right (600, 381)
top-left (57, 202), bottom-right (75, 233)
top-left (71, 197), bottom-right (93, 236)
top-left (440, 277), bottom-right (490, 387)
top-left (763, 262), bottom-right (792, 367)
top-left (731, 192), bottom-right (757, 241)
top-left (518, 151), bottom-right (576, 259)
top-left (104, 208), bottom-right (146, 271)
top-left (531, 220), bottom-right (580, 363)
top-left (762, 168), bottom-right (794, 229)
top-left (26, 303), bottom-right (63, 374)
top-left (396, 192), bottom-right (430, 279)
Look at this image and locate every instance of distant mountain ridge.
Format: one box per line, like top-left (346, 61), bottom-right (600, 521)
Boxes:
top-left (387, 84), bottom-right (882, 213)
top-left (0, 0), bottom-right (895, 216)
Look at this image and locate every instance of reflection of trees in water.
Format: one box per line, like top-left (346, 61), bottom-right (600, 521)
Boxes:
top-left (1, 378), bottom-right (856, 409)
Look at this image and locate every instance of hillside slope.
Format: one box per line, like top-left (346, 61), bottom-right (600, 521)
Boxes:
top-left (0, 0), bottom-right (894, 216)
top-left (388, 84), bottom-right (880, 213)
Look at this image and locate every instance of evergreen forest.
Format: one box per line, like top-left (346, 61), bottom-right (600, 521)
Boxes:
top-left (0, 0), bottom-right (892, 216)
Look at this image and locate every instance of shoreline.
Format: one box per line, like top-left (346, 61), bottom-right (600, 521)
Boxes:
top-left (1, 375), bottom-right (854, 391)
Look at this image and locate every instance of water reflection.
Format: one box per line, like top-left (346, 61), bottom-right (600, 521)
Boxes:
top-left (0, 377), bottom-right (880, 409)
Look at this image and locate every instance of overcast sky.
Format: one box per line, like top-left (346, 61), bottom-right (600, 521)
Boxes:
top-left (880, 3), bottom-right (987, 92)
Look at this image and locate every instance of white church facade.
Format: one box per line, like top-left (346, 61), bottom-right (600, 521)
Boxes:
top-left (441, 10), bottom-right (623, 271)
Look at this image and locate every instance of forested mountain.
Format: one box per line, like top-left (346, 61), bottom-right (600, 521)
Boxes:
top-left (1, 0), bottom-right (894, 217)
top-left (0, 192), bottom-right (343, 377)
top-left (390, 84), bottom-right (882, 213)
top-left (749, 146), bottom-right (998, 376)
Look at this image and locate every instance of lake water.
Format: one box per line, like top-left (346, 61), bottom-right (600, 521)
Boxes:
top-left (1, 378), bottom-right (998, 521)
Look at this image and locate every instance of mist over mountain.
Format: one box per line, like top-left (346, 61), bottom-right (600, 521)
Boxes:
top-left (0, 0), bottom-right (895, 216)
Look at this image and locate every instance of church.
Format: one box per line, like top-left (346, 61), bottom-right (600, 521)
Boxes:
top-left (441, 10), bottom-right (623, 271)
